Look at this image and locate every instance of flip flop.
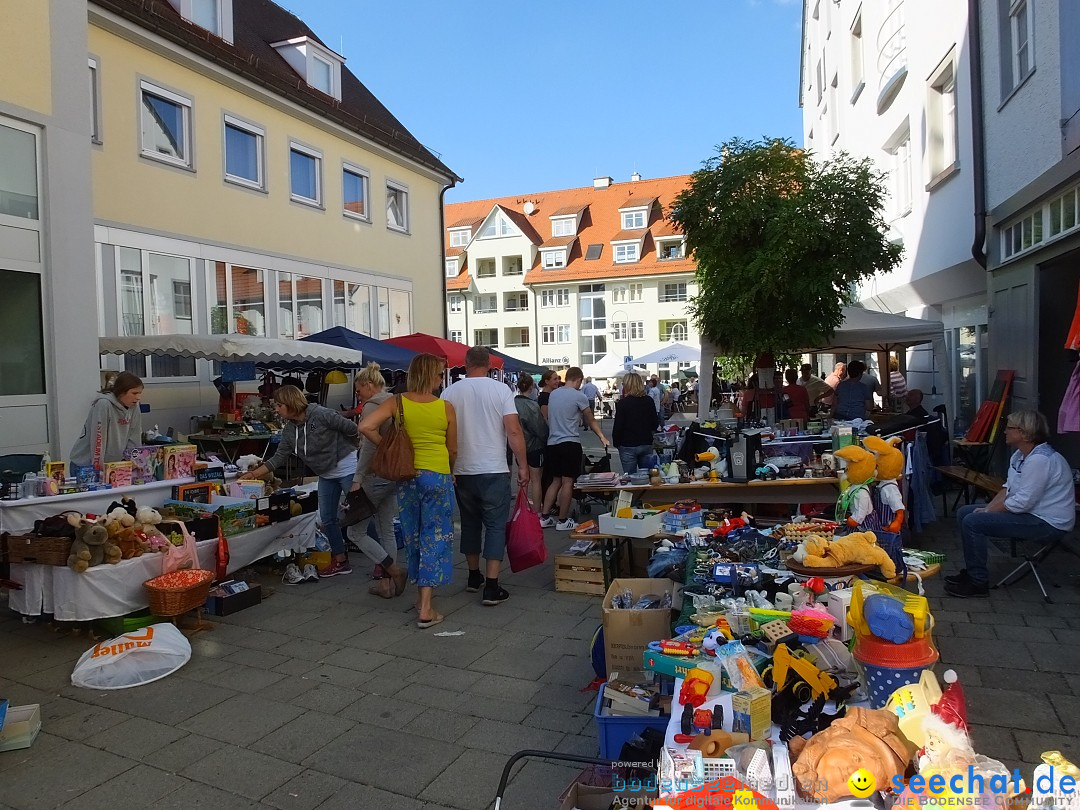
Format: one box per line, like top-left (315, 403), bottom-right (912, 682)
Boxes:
top-left (416, 612), bottom-right (444, 629)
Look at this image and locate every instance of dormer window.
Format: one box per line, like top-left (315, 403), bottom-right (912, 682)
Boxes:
top-left (449, 228), bottom-right (471, 247)
top-left (541, 249), bottom-right (567, 269)
top-left (551, 217), bottom-right (576, 238)
top-left (271, 36), bottom-right (344, 101)
top-left (621, 209), bottom-right (647, 229)
top-left (656, 237), bottom-right (686, 261)
top-left (614, 243), bottom-right (640, 263)
top-left (479, 211), bottom-right (514, 239)
top-left (445, 258), bottom-right (459, 277)
top-left (167, 0), bottom-right (234, 43)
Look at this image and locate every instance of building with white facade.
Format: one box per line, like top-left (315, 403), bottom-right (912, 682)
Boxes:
top-left (800, 0), bottom-right (987, 428)
top-left (444, 175), bottom-right (699, 380)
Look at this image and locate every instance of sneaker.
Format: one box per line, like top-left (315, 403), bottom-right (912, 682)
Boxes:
top-left (466, 570), bottom-right (485, 593)
top-left (539, 516), bottom-right (556, 528)
top-left (556, 517), bottom-right (578, 531)
top-left (944, 569), bottom-right (969, 586)
top-left (943, 578), bottom-right (988, 598)
top-left (282, 563), bottom-right (304, 585)
top-left (482, 585), bottom-right (510, 606)
top-left (322, 558), bottom-right (353, 578)
top-left (302, 564), bottom-right (320, 582)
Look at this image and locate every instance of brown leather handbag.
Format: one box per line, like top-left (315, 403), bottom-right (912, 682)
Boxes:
top-left (371, 395), bottom-right (417, 482)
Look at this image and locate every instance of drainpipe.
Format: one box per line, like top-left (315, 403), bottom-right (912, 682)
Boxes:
top-left (438, 180), bottom-right (457, 338)
top-left (968, 0), bottom-right (988, 269)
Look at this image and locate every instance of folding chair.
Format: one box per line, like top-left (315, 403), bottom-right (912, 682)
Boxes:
top-left (993, 531), bottom-right (1074, 603)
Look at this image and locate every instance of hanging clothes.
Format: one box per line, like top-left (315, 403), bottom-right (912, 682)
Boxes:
top-left (1058, 360), bottom-right (1080, 433)
top-left (1065, 283), bottom-right (1080, 352)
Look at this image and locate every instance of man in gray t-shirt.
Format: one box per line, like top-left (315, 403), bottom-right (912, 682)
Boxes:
top-left (540, 367), bottom-right (609, 531)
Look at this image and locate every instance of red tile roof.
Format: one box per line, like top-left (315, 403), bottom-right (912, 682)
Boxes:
top-left (499, 207), bottom-right (543, 245)
top-left (445, 247), bottom-right (465, 258)
top-left (549, 205), bottom-right (588, 217)
top-left (539, 235), bottom-right (578, 249)
top-left (619, 196), bottom-right (658, 209)
top-left (447, 216), bottom-right (484, 230)
top-left (446, 271), bottom-right (472, 291)
top-left (610, 229), bottom-right (646, 243)
top-left (444, 175), bottom-right (695, 285)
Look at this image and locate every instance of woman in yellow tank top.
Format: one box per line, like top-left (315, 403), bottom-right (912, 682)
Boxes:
top-left (360, 354), bottom-right (457, 628)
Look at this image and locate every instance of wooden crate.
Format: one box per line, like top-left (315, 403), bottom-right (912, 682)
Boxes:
top-left (554, 550), bottom-right (606, 596)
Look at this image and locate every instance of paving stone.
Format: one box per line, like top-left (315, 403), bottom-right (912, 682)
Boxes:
top-left (1051, 628), bottom-right (1080, 644)
top-left (537, 636), bottom-right (589, 657)
top-left (397, 683), bottom-right (532, 723)
top-left (304, 723), bottom-right (464, 797)
top-left (529, 682), bottom-right (598, 714)
top-left (261, 769), bottom-right (348, 810)
top-left (932, 610), bottom-right (971, 624)
top-left (146, 779), bottom-right (260, 809)
top-left (410, 663), bottom-right (483, 692)
top-left (417, 748), bottom-right (507, 810)
top-left (568, 615), bottom-right (603, 639)
top-left (57, 763), bottom-right (186, 810)
top-left (500, 758), bottom-right (582, 810)
top-left (320, 784), bottom-right (423, 810)
top-left (272, 657), bottom-right (322, 676)
top-left (339, 693), bottom-right (424, 729)
top-left (249, 710), bottom-right (355, 765)
top-left (1026, 641), bottom-right (1080, 674)
top-left (966, 724), bottom-right (1020, 764)
top-left (149, 733), bottom-right (227, 774)
top-left (395, 638), bottom-right (494, 669)
top-left (290, 681), bottom-right (365, 715)
top-left (459, 717), bottom-right (565, 755)
top-left (317, 645), bottom-right (394, 672)
top-left (359, 673), bottom-right (411, 697)
top-left (187, 661), bottom-right (286, 693)
top-left (464, 672), bottom-right (542, 703)
top-left (498, 629), bottom-right (553, 651)
top-left (469, 646), bottom-right (562, 680)
top-left (995, 624), bottom-right (1056, 642)
top-left (182, 745), bottom-right (301, 800)
top-left (1013, 730), bottom-right (1080, 768)
top-left (402, 707), bottom-right (481, 743)
top-left (963, 687), bottom-right (1063, 732)
top-left (186, 636), bottom-right (236, 659)
top-left (0, 738), bottom-right (133, 810)
top-left (343, 624), bottom-right (409, 651)
top-left (221, 647), bottom-right (292, 670)
top-left (89, 716), bottom-right (188, 761)
top-left (288, 615), bottom-right (376, 643)
top-left (973, 667), bottom-right (1070, 695)
top-left (301, 663), bottom-right (372, 689)
top-left (228, 607), bottom-right (326, 632)
top-left (446, 603), bottom-right (523, 628)
top-left (938, 637), bottom-right (1036, 670)
top-left (179, 693), bottom-right (304, 746)
top-left (538, 654), bottom-right (598, 687)
top-left (555, 734), bottom-right (601, 757)
top-left (948, 623), bottom-right (997, 639)
top-left (504, 611), bottom-right (586, 639)
top-left (77, 676), bottom-right (236, 726)
top-left (368, 656), bottom-right (426, 682)
top-left (45, 704), bottom-right (130, 742)
top-left (523, 705), bottom-right (591, 734)
top-left (1049, 693), bottom-right (1080, 728)
top-left (2, 640), bottom-right (80, 680)
top-left (0, 731), bottom-right (67, 776)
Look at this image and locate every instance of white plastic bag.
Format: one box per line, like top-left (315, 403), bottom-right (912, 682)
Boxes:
top-left (71, 623), bottom-right (191, 690)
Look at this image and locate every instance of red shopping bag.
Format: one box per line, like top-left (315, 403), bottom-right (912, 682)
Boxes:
top-left (505, 488), bottom-right (547, 573)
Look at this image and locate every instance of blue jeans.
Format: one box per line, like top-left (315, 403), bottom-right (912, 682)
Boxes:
top-left (318, 473), bottom-right (355, 556)
top-left (618, 445), bottom-right (657, 475)
top-left (455, 473), bottom-right (512, 561)
top-left (956, 503), bottom-right (1067, 585)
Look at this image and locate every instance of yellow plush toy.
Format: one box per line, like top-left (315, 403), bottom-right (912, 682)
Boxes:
top-left (798, 530), bottom-right (897, 579)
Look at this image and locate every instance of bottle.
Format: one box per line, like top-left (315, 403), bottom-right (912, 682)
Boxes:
top-left (40, 449), bottom-right (51, 475)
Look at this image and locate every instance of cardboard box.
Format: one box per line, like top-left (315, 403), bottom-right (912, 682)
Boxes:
top-left (557, 783), bottom-right (619, 810)
top-left (731, 687), bottom-right (771, 740)
top-left (602, 577), bottom-right (675, 675)
top-left (629, 538), bottom-right (655, 577)
top-left (164, 495), bottom-right (256, 537)
top-left (598, 510), bottom-right (665, 539)
top-left (827, 587), bottom-right (854, 642)
top-left (205, 582), bottom-right (262, 616)
top-left (103, 460), bottom-right (133, 488)
top-left (161, 444), bottom-right (197, 479)
top-left (126, 445), bottom-right (163, 484)
top-left (0, 704), bottom-right (41, 752)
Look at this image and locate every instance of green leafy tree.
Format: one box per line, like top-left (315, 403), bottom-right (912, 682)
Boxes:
top-left (671, 137), bottom-right (902, 357)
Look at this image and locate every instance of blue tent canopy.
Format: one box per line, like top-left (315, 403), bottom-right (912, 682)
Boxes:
top-left (487, 349), bottom-right (546, 375)
top-left (300, 326), bottom-right (418, 371)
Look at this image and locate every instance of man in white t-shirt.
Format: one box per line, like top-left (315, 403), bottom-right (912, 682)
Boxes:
top-left (539, 367), bottom-right (610, 531)
top-left (441, 346), bottom-right (529, 606)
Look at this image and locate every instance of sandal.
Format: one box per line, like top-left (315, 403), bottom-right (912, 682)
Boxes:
top-left (416, 612), bottom-right (444, 629)
top-left (368, 578), bottom-right (395, 600)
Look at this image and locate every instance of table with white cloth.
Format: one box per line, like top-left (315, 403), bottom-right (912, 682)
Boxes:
top-left (7, 512), bottom-right (317, 620)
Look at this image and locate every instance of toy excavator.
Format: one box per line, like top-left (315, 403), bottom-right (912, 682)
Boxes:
top-left (770, 643), bottom-right (855, 739)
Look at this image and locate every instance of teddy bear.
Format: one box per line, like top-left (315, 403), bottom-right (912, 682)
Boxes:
top-left (794, 531), bottom-right (897, 579)
top-left (134, 505), bottom-right (170, 552)
top-left (66, 514), bottom-right (123, 573)
top-left (103, 506), bottom-right (147, 559)
top-left (836, 436), bottom-right (907, 579)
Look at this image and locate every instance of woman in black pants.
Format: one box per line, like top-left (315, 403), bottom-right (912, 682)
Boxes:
top-left (613, 372), bottom-right (660, 474)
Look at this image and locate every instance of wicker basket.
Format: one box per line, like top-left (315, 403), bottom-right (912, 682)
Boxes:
top-left (143, 569), bottom-right (215, 617)
top-left (3, 532), bottom-right (73, 566)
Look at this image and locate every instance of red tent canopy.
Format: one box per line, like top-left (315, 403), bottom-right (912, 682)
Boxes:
top-left (384, 333), bottom-right (503, 369)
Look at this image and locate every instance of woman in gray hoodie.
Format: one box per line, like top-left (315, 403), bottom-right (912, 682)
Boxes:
top-left (70, 372), bottom-right (144, 472)
top-left (244, 385), bottom-right (359, 577)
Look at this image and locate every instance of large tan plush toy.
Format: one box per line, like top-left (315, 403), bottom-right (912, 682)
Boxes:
top-left (797, 531), bottom-right (897, 579)
top-left (66, 514), bottom-right (123, 573)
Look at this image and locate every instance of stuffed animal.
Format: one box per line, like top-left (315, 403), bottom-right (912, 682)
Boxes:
top-left (105, 506), bottom-right (144, 559)
top-left (135, 505), bottom-right (163, 536)
top-left (833, 444), bottom-right (876, 527)
top-left (66, 514), bottom-right (122, 573)
top-left (796, 531), bottom-right (897, 579)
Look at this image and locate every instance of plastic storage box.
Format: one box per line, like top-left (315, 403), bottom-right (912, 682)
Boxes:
top-left (593, 688), bottom-right (669, 760)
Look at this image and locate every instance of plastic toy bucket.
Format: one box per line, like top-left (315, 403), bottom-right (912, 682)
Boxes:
top-left (853, 634), bottom-right (938, 709)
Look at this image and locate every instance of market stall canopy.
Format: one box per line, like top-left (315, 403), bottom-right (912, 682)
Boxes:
top-left (632, 342), bottom-right (701, 365)
top-left (299, 326), bottom-right (417, 371)
top-left (798, 306), bottom-right (944, 352)
top-left (384, 333), bottom-right (503, 369)
top-left (487, 349), bottom-right (545, 375)
top-left (581, 353), bottom-right (631, 378)
top-left (99, 334), bottom-right (365, 368)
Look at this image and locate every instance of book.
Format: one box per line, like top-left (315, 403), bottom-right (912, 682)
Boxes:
top-left (103, 461), bottom-right (133, 488)
top-left (195, 465), bottom-right (227, 494)
top-left (172, 482), bottom-right (213, 504)
top-left (45, 461), bottom-right (68, 486)
top-left (602, 700), bottom-right (660, 717)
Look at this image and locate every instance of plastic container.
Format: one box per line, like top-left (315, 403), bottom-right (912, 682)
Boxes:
top-left (593, 688), bottom-right (669, 760)
top-left (853, 633), bottom-right (939, 708)
top-left (94, 608), bottom-right (158, 637)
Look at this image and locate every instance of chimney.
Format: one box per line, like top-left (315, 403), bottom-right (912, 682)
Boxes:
top-left (631, 171), bottom-right (642, 182)
top-left (593, 176), bottom-right (613, 189)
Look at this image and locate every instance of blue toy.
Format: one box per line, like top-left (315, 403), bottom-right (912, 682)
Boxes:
top-left (863, 593), bottom-right (915, 643)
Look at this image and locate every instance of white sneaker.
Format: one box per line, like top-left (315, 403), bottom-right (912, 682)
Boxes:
top-left (539, 516), bottom-right (556, 528)
top-left (282, 563), bottom-right (304, 585)
top-left (302, 564), bottom-right (319, 582)
top-left (556, 518), bottom-right (578, 531)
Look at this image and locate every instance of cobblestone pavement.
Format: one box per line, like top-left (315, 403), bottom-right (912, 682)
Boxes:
top-left (2, 417), bottom-right (1077, 808)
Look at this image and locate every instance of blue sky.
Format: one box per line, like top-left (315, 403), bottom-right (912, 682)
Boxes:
top-left (283, 0), bottom-right (805, 202)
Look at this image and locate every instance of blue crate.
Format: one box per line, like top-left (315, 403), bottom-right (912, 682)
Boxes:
top-left (593, 687), bottom-right (670, 760)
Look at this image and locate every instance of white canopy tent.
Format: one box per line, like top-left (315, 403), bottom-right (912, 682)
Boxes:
top-left (582, 353), bottom-right (637, 379)
top-left (99, 334), bottom-right (365, 369)
top-left (632, 342), bottom-right (701, 365)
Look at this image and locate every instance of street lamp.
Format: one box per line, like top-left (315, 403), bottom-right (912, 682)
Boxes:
top-left (611, 309), bottom-right (631, 370)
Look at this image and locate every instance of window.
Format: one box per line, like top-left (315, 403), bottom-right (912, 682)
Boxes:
top-left (657, 239), bottom-right (684, 260)
top-left (1010, 0), bottom-right (1033, 82)
top-left (552, 217), bottom-right (576, 237)
top-left (612, 321), bottom-right (627, 341)
top-left (815, 56), bottom-right (825, 105)
top-left (1000, 183), bottom-right (1080, 260)
top-left (332, 280), bottom-right (372, 335)
top-left (614, 243), bottom-right (639, 263)
top-left (505, 292), bottom-right (528, 311)
top-left (827, 77), bottom-right (839, 143)
top-left (558, 324), bottom-right (571, 343)
top-left (629, 283), bottom-right (643, 302)
top-left (479, 212), bottom-right (513, 239)
top-left (445, 258), bottom-right (459, 277)
top-left (1049, 185), bottom-right (1079, 238)
top-left (475, 294), bottom-right (497, 314)
top-left (140, 81), bottom-right (192, 168)
top-left (289, 142), bottom-right (321, 205)
top-left (278, 273), bottom-right (325, 339)
top-left (449, 330), bottom-right (462, 343)
top-left (662, 320), bottom-right (688, 341)
top-left (504, 327), bottom-right (529, 347)
top-left (927, 55), bottom-right (958, 181)
top-left (662, 282), bottom-right (688, 302)
top-left (210, 262), bottom-right (266, 335)
top-left (542, 249), bottom-right (566, 269)
top-left (630, 321), bottom-right (644, 340)
top-left (449, 228), bottom-right (471, 247)
top-left (885, 127), bottom-right (912, 218)
top-left (476, 258), bottom-right (496, 278)
top-left (310, 55), bottom-right (333, 95)
top-left (556, 288), bottom-right (570, 306)
top-left (621, 209), bottom-right (647, 229)
top-left (0, 269), bottom-right (46, 395)
top-left (342, 164), bottom-right (369, 219)
top-left (224, 116), bottom-right (264, 189)
top-left (503, 256), bottom-right (523, 276)
top-left (191, 0), bottom-right (221, 34)
top-left (850, 10), bottom-right (864, 102)
top-left (89, 58), bottom-right (101, 143)
top-left (0, 121), bottom-right (39, 219)
top-left (449, 295), bottom-right (463, 313)
top-left (541, 289), bottom-right (555, 308)
top-left (386, 182), bottom-right (409, 231)
top-left (172, 280), bottom-right (192, 319)
top-left (119, 248), bottom-right (196, 377)
top-left (542, 325), bottom-right (556, 344)
top-left (473, 329), bottom-right (498, 348)
top-left (612, 286), bottom-right (627, 304)
top-left (585, 244), bottom-right (603, 261)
